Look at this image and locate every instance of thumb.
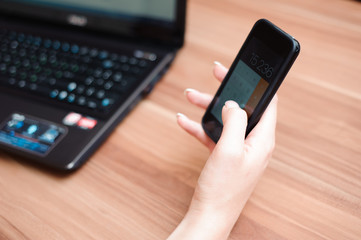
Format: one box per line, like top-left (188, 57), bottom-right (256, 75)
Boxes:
top-left (217, 101), bottom-right (248, 148)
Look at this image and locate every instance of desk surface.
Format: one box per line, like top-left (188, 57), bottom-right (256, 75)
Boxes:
top-left (1, 0), bottom-right (361, 239)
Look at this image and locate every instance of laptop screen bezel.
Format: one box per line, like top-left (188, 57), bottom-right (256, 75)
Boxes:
top-left (0, 0), bottom-right (186, 48)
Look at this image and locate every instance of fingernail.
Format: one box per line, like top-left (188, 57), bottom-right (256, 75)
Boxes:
top-left (225, 100), bottom-right (239, 109)
top-left (176, 113), bottom-right (186, 119)
top-left (214, 61), bottom-right (222, 66)
top-left (184, 88), bottom-right (197, 96)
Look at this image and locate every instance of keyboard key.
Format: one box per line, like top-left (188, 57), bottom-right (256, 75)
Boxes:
top-left (102, 70), bottom-right (112, 80)
top-left (8, 66), bottom-right (17, 75)
top-left (52, 41), bottom-right (61, 50)
top-left (43, 39), bottom-right (52, 48)
top-left (3, 54), bottom-right (11, 63)
top-left (8, 78), bottom-right (16, 85)
top-left (89, 48), bottom-right (98, 57)
top-left (67, 93), bottom-right (76, 103)
top-left (63, 71), bottom-right (74, 79)
top-left (129, 57), bottom-right (138, 65)
top-left (71, 45), bottom-right (79, 54)
top-left (113, 72), bottom-right (122, 82)
top-left (96, 90), bottom-right (105, 99)
top-left (30, 75), bottom-right (37, 82)
top-left (77, 96), bottom-right (86, 106)
top-left (67, 82), bottom-right (77, 92)
top-left (88, 100), bottom-right (97, 109)
top-left (79, 46), bottom-right (89, 55)
top-left (84, 76), bottom-right (94, 85)
top-left (110, 53), bottom-right (118, 61)
top-left (29, 83), bottom-right (37, 91)
top-left (0, 29), bottom-right (156, 115)
top-left (93, 68), bottom-right (103, 78)
top-left (102, 60), bottom-right (114, 69)
top-left (139, 60), bottom-right (148, 68)
top-left (10, 41), bottom-right (19, 49)
top-left (58, 91), bottom-right (68, 100)
top-left (18, 80), bottom-right (26, 88)
top-left (104, 81), bottom-right (113, 90)
top-left (33, 37), bottom-right (42, 46)
top-left (85, 87), bottom-right (95, 96)
top-left (0, 63), bottom-right (6, 72)
top-left (70, 64), bottom-right (79, 73)
top-left (119, 55), bottom-right (128, 63)
top-left (62, 42), bottom-right (70, 52)
top-left (76, 85), bottom-right (85, 94)
top-left (149, 53), bottom-right (157, 61)
top-left (48, 78), bottom-right (56, 85)
top-left (101, 98), bottom-right (114, 107)
top-left (98, 51), bottom-right (108, 60)
top-left (50, 89), bottom-right (59, 98)
top-left (96, 78), bottom-right (104, 86)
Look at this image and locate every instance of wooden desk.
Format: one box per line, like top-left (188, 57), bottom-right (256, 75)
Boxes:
top-left (1, 0), bottom-right (360, 239)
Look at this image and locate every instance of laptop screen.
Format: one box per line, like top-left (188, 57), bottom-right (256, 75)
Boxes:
top-left (11, 0), bottom-right (176, 23)
top-left (0, 0), bottom-right (185, 47)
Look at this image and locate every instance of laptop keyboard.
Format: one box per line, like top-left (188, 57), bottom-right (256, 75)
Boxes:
top-left (0, 29), bottom-right (157, 115)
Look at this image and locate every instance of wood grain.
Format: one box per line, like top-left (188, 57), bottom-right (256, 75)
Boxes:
top-left (0, 0), bottom-right (360, 239)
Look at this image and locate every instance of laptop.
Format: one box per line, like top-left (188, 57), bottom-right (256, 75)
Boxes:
top-left (0, 0), bottom-right (186, 171)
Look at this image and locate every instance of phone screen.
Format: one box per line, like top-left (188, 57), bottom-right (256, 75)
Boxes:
top-left (210, 37), bottom-right (283, 124)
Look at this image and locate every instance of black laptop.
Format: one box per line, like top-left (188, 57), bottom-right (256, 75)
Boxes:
top-left (0, 0), bottom-right (186, 170)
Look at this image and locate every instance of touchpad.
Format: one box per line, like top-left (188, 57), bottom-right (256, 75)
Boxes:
top-left (0, 113), bottom-right (67, 156)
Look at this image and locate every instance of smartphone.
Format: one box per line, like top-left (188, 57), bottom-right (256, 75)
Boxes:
top-left (202, 19), bottom-right (300, 142)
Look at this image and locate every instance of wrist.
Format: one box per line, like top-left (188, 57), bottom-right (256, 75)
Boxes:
top-left (168, 205), bottom-right (238, 240)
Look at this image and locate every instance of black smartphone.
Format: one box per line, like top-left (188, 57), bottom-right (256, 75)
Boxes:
top-left (202, 19), bottom-right (300, 142)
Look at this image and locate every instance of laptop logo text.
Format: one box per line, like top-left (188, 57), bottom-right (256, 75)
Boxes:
top-left (67, 14), bottom-right (88, 27)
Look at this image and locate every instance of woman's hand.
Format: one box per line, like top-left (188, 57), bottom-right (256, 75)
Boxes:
top-left (176, 61), bottom-right (229, 151)
top-left (168, 62), bottom-right (278, 240)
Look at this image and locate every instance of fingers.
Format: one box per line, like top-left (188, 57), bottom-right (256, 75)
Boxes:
top-left (184, 88), bottom-right (213, 109)
top-left (217, 101), bottom-right (248, 150)
top-left (178, 61), bottom-right (229, 150)
top-left (176, 113), bottom-right (215, 150)
top-left (184, 61), bottom-right (229, 109)
top-left (245, 95), bottom-right (278, 156)
top-left (213, 61), bottom-right (228, 82)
